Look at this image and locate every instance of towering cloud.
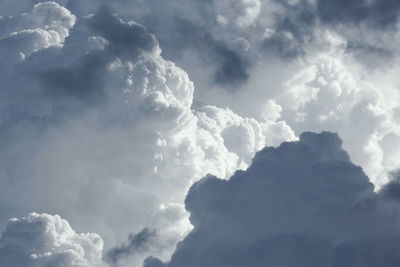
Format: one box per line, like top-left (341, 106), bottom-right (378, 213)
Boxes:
top-left (0, 2), bottom-right (294, 265)
top-left (145, 132), bottom-right (400, 267)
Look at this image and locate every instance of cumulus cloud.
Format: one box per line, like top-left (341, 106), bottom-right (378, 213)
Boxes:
top-left (0, 213), bottom-right (105, 267)
top-left (175, 1), bottom-right (400, 186)
top-left (145, 132), bottom-right (400, 267)
top-left (3, 0), bottom-right (400, 266)
top-left (56, 0), bottom-right (252, 87)
top-left (0, 2), bottom-right (76, 66)
top-left (0, 3), bottom-right (295, 266)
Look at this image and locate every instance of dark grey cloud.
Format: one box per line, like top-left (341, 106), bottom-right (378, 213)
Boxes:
top-left (381, 173), bottom-right (400, 201)
top-left (175, 22), bottom-right (249, 87)
top-left (145, 131), bottom-right (400, 267)
top-left (58, 0), bottom-right (249, 88)
top-left (317, 0), bottom-right (400, 28)
top-left (8, 7), bottom-right (161, 117)
top-left (143, 17), bottom-right (249, 87)
top-left (261, 0), bottom-right (400, 61)
top-left (38, 51), bottom-right (110, 105)
top-left (262, 0), bottom-right (316, 59)
top-left (88, 6), bottom-right (159, 61)
top-left (275, 0), bottom-right (400, 31)
top-left (105, 228), bottom-right (157, 264)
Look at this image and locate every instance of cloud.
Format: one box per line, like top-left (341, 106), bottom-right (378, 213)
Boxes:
top-left (214, 0), bottom-right (261, 28)
top-left (104, 228), bottom-right (181, 267)
top-left (88, 6), bottom-right (159, 61)
top-left (145, 131), bottom-right (400, 267)
top-left (0, 3), bottom-right (295, 266)
top-left (274, 48), bottom-right (400, 186)
top-left (3, 1), bottom-right (400, 266)
top-left (32, 6), bottom-right (159, 107)
top-left (0, 213), bottom-right (105, 267)
top-left (317, 0), bottom-right (400, 28)
top-left (200, 24), bottom-right (400, 186)
top-left (0, 2), bottom-right (76, 66)
top-left (144, 17), bottom-right (250, 87)
top-left (63, 0), bottom-right (252, 88)
top-left (105, 228), bottom-right (158, 265)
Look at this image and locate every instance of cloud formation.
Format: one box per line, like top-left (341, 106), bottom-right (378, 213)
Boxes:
top-left (145, 132), bottom-right (400, 267)
top-left (0, 213), bottom-right (105, 267)
top-left (0, 2), bottom-right (75, 66)
top-left (0, 3), bottom-right (294, 265)
top-left (3, 1), bottom-right (400, 266)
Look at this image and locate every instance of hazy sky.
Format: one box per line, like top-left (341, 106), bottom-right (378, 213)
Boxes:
top-left (1, 1), bottom-right (400, 266)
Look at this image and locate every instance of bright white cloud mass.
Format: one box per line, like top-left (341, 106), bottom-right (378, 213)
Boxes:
top-left (1, 1), bottom-right (400, 266)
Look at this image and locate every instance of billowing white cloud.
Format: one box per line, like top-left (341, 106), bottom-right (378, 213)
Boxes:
top-left (245, 30), bottom-right (400, 186)
top-left (0, 3), bottom-right (295, 266)
top-left (0, 2), bottom-right (76, 66)
top-left (0, 213), bottom-right (105, 267)
top-left (188, 21), bottom-right (400, 186)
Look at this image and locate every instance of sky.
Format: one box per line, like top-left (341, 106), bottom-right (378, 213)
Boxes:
top-left (1, 0), bottom-right (400, 266)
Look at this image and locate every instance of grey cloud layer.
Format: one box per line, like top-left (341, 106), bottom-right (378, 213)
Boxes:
top-left (146, 132), bottom-right (400, 267)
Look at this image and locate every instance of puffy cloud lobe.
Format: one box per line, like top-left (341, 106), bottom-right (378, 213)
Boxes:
top-left (274, 47), bottom-right (400, 186)
top-left (0, 2), bottom-right (76, 66)
top-left (145, 132), bottom-right (400, 267)
top-left (196, 105), bottom-right (294, 165)
top-left (0, 213), bottom-right (105, 267)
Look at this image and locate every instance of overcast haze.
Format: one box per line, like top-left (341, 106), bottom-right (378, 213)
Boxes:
top-left (1, 1), bottom-right (400, 266)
